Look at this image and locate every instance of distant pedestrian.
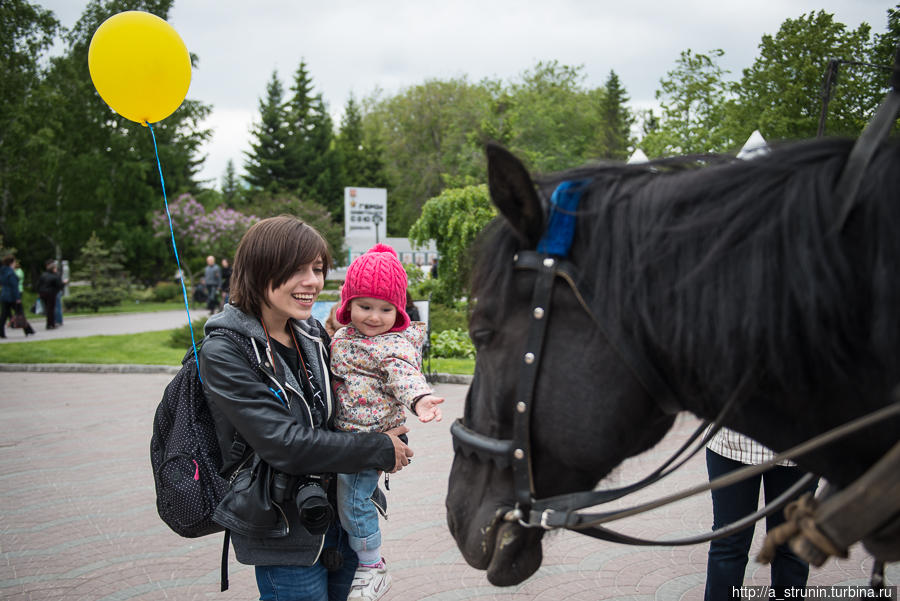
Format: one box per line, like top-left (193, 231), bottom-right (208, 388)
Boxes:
top-left (55, 261), bottom-right (68, 326)
top-left (405, 290), bottom-right (420, 323)
top-left (37, 260), bottom-right (64, 330)
top-left (203, 255), bottom-right (222, 315)
top-left (13, 259), bottom-right (24, 296)
top-left (220, 258), bottom-right (232, 307)
top-left (429, 258), bottom-right (438, 279)
top-left (1, 255), bottom-right (35, 337)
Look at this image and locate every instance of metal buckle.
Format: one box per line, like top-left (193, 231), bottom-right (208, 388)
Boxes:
top-left (540, 509), bottom-right (555, 530)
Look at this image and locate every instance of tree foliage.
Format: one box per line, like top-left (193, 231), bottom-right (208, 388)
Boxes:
top-left (244, 70), bottom-right (290, 191)
top-left (151, 194), bottom-right (258, 278)
top-left (66, 231), bottom-right (130, 311)
top-left (733, 11), bottom-right (879, 140)
top-left (408, 184), bottom-right (495, 303)
top-left (641, 49), bottom-right (737, 156)
top-left (1, 0), bottom-right (212, 288)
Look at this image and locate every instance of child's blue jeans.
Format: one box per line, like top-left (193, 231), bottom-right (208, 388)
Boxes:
top-left (336, 469), bottom-right (382, 557)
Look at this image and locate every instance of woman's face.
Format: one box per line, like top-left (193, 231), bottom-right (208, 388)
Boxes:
top-left (263, 257), bottom-right (325, 324)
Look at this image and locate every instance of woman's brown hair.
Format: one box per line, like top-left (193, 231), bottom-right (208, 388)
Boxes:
top-left (229, 215), bottom-right (332, 318)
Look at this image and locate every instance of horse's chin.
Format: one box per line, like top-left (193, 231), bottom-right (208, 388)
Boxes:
top-left (485, 521), bottom-right (543, 586)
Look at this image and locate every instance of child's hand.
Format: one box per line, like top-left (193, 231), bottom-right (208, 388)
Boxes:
top-left (414, 394), bottom-right (444, 423)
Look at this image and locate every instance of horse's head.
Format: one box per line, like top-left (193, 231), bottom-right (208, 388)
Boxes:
top-left (445, 144), bottom-right (677, 585)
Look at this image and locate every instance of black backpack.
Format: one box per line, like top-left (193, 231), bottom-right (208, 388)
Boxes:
top-left (150, 329), bottom-right (258, 589)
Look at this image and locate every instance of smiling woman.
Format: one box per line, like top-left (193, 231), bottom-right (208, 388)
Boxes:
top-left (196, 215), bottom-right (414, 600)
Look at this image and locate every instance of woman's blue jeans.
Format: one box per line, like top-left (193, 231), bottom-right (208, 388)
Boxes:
top-left (255, 522), bottom-right (358, 601)
top-left (704, 449), bottom-right (819, 600)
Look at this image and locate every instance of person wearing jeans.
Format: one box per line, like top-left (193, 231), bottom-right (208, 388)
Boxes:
top-left (704, 429), bottom-right (819, 600)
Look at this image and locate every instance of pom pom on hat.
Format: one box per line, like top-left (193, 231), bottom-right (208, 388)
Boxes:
top-left (337, 244), bottom-right (409, 332)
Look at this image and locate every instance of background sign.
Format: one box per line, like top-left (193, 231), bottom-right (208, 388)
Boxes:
top-left (344, 187), bottom-right (387, 242)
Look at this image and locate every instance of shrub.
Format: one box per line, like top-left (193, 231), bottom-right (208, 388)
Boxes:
top-left (428, 301), bottom-right (468, 333)
top-left (430, 328), bottom-right (475, 359)
top-left (151, 282), bottom-right (182, 302)
top-left (66, 286), bottom-right (126, 312)
top-left (169, 317), bottom-right (209, 349)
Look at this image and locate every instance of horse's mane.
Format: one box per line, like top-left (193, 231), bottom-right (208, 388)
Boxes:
top-left (474, 138), bottom-right (900, 407)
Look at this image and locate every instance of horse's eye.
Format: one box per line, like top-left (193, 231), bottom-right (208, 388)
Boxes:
top-left (470, 328), bottom-right (493, 347)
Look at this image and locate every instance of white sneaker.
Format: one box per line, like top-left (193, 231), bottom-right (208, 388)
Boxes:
top-left (347, 561), bottom-right (391, 600)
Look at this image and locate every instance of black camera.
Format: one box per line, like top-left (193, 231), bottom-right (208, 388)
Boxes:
top-left (271, 472), bottom-right (334, 535)
top-left (295, 481), bottom-right (333, 535)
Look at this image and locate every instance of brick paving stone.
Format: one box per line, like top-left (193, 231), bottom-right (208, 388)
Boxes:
top-left (1, 372), bottom-right (897, 601)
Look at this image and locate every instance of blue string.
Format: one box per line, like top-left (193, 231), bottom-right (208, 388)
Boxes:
top-left (147, 122), bottom-right (203, 382)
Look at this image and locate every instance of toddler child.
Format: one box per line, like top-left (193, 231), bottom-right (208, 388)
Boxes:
top-left (331, 244), bottom-right (443, 601)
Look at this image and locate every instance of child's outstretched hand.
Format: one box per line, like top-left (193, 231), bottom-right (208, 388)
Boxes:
top-left (414, 394), bottom-right (444, 423)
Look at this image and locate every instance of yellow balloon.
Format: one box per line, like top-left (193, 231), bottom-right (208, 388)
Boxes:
top-left (88, 11), bottom-right (191, 125)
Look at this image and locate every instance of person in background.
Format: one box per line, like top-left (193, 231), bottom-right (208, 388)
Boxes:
top-left (204, 255), bottom-right (222, 315)
top-left (13, 259), bottom-right (24, 297)
top-left (324, 282), bottom-right (343, 338)
top-left (404, 290), bottom-right (420, 323)
top-left (1, 255), bottom-right (35, 337)
top-left (220, 258), bottom-right (232, 308)
top-left (704, 428), bottom-right (819, 600)
top-left (37, 260), bottom-right (64, 330)
top-left (54, 261), bottom-right (67, 326)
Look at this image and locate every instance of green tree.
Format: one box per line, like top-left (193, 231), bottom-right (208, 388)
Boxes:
top-left (66, 232), bottom-right (130, 311)
top-left (408, 184), bottom-right (496, 303)
top-left (244, 192), bottom-right (345, 263)
top-left (640, 49), bottom-right (737, 157)
top-left (733, 11), bottom-right (876, 140)
top-left (221, 159), bottom-right (241, 207)
top-left (363, 78), bottom-right (491, 235)
top-left (1, 0), bottom-right (212, 287)
top-left (283, 61), bottom-right (341, 216)
top-left (244, 70), bottom-right (290, 191)
top-left (151, 193), bottom-right (258, 279)
top-left (592, 70), bottom-right (634, 160)
top-left (489, 61), bottom-right (602, 172)
top-left (336, 94), bottom-right (389, 194)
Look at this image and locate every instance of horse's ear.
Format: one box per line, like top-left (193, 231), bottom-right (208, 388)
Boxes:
top-left (486, 143), bottom-right (544, 246)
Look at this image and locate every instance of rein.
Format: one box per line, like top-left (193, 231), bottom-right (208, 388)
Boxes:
top-left (451, 85), bottom-right (900, 542)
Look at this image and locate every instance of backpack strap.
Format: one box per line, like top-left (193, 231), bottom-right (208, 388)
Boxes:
top-left (203, 329), bottom-right (262, 468)
top-left (220, 529), bottom-right (230, 591)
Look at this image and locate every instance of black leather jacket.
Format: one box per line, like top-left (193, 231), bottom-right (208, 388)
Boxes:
top-left (199, 304), bottom-right (395, 566)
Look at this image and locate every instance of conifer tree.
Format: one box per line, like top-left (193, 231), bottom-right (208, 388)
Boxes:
top-left (244, 71), bottom-right (290, 191)
top-left (221, 159), bottom-right (240, 207)
top-left (594, 70), bottom-right (635, 160)
top-left (336, 95), bottom-right (389, 197)
top-left (66, 232), bottom-right (130, 312)
top-left (285, 60), bottom-right (341, 216)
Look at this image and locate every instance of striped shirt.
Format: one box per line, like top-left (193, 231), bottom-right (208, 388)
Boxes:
top-left (707, 427), bottom-right (796, 467)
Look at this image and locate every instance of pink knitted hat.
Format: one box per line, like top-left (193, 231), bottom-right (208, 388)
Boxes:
top-left (337, 244), bottom-right (409, 332)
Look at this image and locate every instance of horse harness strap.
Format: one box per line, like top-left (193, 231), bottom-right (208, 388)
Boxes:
top-left (832, 45), bottom-right (900, 231)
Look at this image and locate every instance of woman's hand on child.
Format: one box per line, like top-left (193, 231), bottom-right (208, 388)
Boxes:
top-left (414, 395), bottom-right (444, 423)
top-left (384, 426), bottom-right (414, 473)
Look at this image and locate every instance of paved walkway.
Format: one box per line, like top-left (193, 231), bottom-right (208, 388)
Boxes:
top-left (0, 312), bottom-right (896, 600)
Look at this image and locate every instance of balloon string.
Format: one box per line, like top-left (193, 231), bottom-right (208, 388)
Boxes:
top-left (147, 121), bottom-right (203, 382)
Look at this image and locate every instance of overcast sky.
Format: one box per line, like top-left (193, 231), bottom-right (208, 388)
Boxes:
top-left (39, 1), bottom-right (893, 188)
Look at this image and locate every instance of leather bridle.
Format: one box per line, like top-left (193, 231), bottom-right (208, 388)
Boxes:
top-left (450, 66), bottom-right (900, 543)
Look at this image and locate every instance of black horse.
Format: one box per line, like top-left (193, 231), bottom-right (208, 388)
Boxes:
top-left (445, 137), bottom-right (900, 586)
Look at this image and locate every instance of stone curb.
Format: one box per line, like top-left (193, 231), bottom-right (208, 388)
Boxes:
top-left (0, 362), bottom-right (473, 384)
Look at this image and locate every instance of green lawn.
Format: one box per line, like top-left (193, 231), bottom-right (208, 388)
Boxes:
top-left (0, 330), bottom-right (476, 375)
top-left (0, 330), bottom-right (185, 365)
